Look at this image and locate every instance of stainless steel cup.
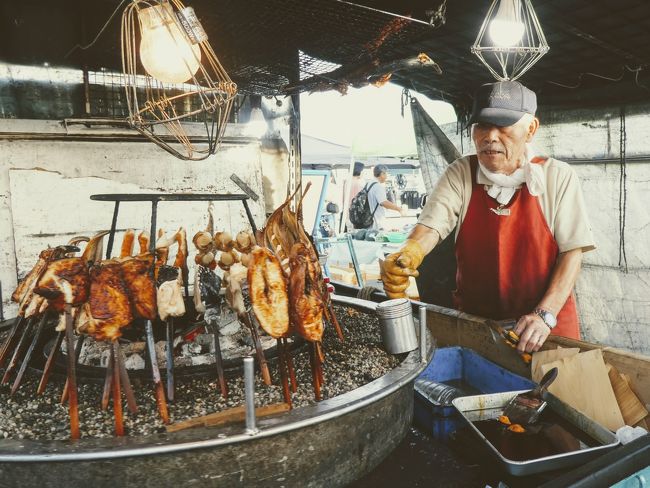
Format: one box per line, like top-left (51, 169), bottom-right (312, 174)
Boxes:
top-left (376, 298), bottom-right (418, 354)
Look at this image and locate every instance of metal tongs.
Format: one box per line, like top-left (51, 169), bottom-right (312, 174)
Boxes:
top-left (486, 319), bottom-right (533, 364)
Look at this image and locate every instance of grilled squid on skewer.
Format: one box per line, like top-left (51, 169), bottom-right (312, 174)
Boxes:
top-left (138, 231), bottom-right (150, 254)
top-left (288, 243), bottom-right (324, 343)
top-left (248, 247), bottom-right (290, 339)
top-left (157, 266), bottom-right (185, 321)
top-left (120, 229), bottom-right (135, 258)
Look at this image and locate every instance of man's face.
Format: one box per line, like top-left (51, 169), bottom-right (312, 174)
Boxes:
top-left (377, 172), bottom-right (388, 183)
top-left (471, 117), bottom-right (539, 174)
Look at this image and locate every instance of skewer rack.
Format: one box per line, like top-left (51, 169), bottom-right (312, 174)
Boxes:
top-left (90, 193), bottom-right (258, 260)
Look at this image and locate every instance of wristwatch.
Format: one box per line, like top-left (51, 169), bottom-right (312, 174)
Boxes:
top-left (534, 308), bottom-right (557, 329)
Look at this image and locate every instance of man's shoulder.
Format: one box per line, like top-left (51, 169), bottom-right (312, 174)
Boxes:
top-left (540, 157), bottom-right (577, 179)
top-left (449, 155), bottom-right (472, 169)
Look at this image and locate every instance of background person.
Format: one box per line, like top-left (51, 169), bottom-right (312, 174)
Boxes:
top-left (368, 164), bottom-right (405, 230)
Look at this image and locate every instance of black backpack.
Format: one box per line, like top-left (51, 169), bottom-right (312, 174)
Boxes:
top-left (349, 182), bottom-right (379, 229)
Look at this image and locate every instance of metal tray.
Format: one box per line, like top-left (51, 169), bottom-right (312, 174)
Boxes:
top-left (452, 390), bottom-right (620, 476)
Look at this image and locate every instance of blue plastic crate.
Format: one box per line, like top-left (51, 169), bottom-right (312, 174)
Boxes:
top-left (414, 346), bottom-right (535, 441)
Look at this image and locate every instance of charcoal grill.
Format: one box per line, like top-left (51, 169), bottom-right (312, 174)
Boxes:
top-left (0, 295), bottom-right (433, 487)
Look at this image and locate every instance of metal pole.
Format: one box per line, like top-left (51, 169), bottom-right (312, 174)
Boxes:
top-left (243, 357), bottom-right (258, 435)
top-left (149, 200), bottom-right (158, 253)
top-left (242, 199), bottom-right (258, 235)
top-left (419, 305), bottom-right (427, 364)
top-left (105, 201), bottom-right (120, 260)
top-left (345, 233), bottom-right (364, 287)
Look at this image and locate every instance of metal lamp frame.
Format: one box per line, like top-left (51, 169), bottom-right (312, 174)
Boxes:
top-left (471, 0), bottom-right (549, 81)
top-left (121, 0), bottom-right (238, 160)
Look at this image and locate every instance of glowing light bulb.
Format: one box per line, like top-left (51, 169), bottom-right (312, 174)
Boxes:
top-left (246, 107), bottom-right (267, 138)
top-left (138, 3), bottom-right (201, 83)
top-left (488, 0), bottom-right (525, 47)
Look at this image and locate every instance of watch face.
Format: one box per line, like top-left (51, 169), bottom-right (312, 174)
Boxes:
top-left (541, 310), bottom-right (557, 328)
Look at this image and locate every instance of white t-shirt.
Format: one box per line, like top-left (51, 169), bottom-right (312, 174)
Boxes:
top-left (418, 155), bottom-right (596, 253)
top-left (366, 180), bottom-right (387, 230)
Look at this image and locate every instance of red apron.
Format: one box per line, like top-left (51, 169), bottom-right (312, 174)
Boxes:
top-left (453, 156), bottom-right (580, 339)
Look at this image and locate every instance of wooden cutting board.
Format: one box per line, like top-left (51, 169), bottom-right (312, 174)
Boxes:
top-left (607, 364), bottom-right (649, 427)
top-left (541, 349), bottom-right (625, 431)
top-left (532, 347), bottom-right (580, 383)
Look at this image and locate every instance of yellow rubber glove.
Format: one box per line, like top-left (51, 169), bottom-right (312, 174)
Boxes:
top-left (381, 239), bottom-right (425, 299)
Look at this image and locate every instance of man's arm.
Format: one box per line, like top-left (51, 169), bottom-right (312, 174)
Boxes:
top-left (407, 223), bottom-right (441, 255)
top-left (381, 200), bottom-right (404, 213)
top-left (514, 248), bottom-right (583, 352)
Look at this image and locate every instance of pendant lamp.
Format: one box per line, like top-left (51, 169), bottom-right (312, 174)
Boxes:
top-left (121, 0), bottom-right (237, 160)
top-left (471, 0), bottom-right (549, 81)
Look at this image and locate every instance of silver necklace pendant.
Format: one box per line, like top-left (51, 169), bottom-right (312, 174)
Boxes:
top-left (490, 205), bottom-right (511, 216)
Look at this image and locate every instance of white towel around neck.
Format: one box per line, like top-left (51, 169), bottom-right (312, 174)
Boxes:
top-left (477, 148), bottom-right (545, 205)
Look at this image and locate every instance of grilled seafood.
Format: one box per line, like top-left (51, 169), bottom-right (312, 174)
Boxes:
top-left (288, 243), bottom-right (324, 342)
top-left (248, 247), bottom-right (290, 338)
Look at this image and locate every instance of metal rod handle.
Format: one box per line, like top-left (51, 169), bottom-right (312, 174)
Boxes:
top-left (419, 305), bottom-right (427, 364)
top-left (243, 357), bottom-right (258, 435)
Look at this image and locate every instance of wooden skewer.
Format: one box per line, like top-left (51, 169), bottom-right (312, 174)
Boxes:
top-left (60, 335), bottom-right (85, 405)
top-left (11, 312), bottom-right (50, 396)
top-left (111, 341), bottom-right (125, 437)
top-left (115, 342), bottom-right (137, 414)
top-left (101, 345), bottom-right (114, 411)
top-left (309, 342), bottom-right (322, 402)
top-left (0, 316), bottom-right (24, 368)
top-left (155, 381), bottom-right (170, 425)
top-left (316, 341), bottom-right (325, 385)
top-left (165, 318), bottom-right (175, 402)
top-left (276, 338), bottom-right (292, 408)
top-left (166, 402), bottom-right (290, 433)
top-left (1, 317), bottom-right (35, 385)
top-left (283, 338), bottom-right (298, 393)
top-left (326, 302), bottom-right (345, 342)
top-left (245, 312), bottom-right (272, 385)
top-left (212, 324), bottom-right (229, 399)
top-left (145, 320), bottom-right (170, 424)
top-left (63, 305), bottom-right (80, 440)
top-left (37, 330), bottom-right (64, 395)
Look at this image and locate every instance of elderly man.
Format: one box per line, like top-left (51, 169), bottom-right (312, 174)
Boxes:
top-left (381, 81), bottom-right (594, 353)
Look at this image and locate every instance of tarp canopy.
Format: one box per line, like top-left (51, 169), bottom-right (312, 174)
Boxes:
top-left (301, 134), bottom-right (352, 169)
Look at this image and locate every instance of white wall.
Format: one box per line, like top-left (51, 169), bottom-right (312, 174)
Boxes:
top-left (0, 120), bottom-right (284, 317)
top-left (434, 103), bottom-right (650, 355)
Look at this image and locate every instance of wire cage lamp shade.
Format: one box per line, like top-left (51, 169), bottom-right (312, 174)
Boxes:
top-left (471, 0), bottom-right (549, 81)
top-left (121, 0), bottom-right (238, 160)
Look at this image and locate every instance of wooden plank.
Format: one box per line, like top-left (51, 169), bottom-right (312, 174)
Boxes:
top-left (607, 364), bottom-right (648, 426)
top-left (547, 336), bottom-right (650, 406)
top-left (542, 349), bottom-right (625, 431)
top-left (166, 402), bottom-right (290, 433)
top-left (531, 348), bottom-right (580, 383)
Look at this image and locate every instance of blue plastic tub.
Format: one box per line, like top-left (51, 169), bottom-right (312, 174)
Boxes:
top-left (414, 347), bottom-right (535, 441)
top-left (612, 466), bottom-right (650, 488)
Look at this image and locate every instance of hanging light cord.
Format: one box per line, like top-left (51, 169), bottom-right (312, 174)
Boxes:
top-left (64, 0), bottom-right (131, 59)
top-left (618, 106), bottom-right (628, 273)
top-left (548, 65), bottom-right (648, 90)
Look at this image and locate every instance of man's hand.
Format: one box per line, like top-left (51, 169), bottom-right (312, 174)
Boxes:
top-left (514, 313), bottom-right (551, 353)
top-left (381, 239), bottom-right (425, 299)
